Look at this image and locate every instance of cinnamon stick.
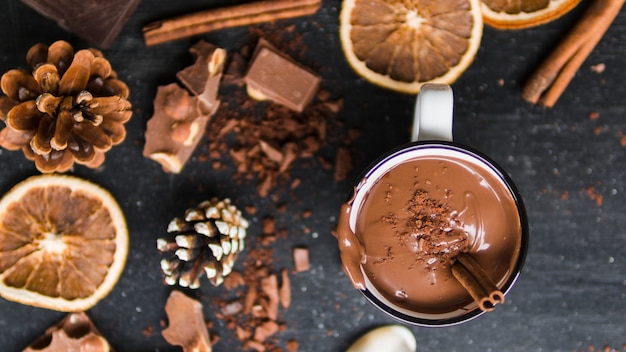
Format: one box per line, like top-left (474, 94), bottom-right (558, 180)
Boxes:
top-left (451, 263), bottom-right (494, 312)
top-left (522, 0), bottom-right (625, 107)
top-left (143, 0), bottom-right (322, 46)
top-left (451, 253), bottom-right (504, 311)
top-left (457, 253), bottom-right (505, 304)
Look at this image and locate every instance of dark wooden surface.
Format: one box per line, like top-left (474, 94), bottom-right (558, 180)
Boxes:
top-left (0, 0), bottom-right (625, 351)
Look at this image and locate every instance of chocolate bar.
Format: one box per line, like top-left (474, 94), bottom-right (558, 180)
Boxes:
top-left (244, 39), bottom-right (320, 112)
top-left (21, 0), bottom-right (141, 48)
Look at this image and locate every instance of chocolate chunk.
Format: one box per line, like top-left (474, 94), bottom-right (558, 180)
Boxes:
top-left (21, 0), bottom-right (140, 48)
top-left (222, 52), bottom-right (247, 86)
top-left (143, 83), bottom-right (212, 173)
top-left (177, 41), bottom-right (224, 109)
top-left (162, 290), bottom-right (212, 352)
top-left (143, 41), bottom-right (225, 173)
top-left (244, 39), bottom-right (320, 112)
top-left (23, 312), bottom-right (111, 352)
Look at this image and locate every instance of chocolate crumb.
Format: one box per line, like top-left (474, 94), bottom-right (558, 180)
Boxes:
top-left (253, 321), bottom-right (279, 342)
top-left (286, 340), bottom-right (299, 352)
top-left (142, 325), bottom-right (153, 337)
top-left (277, 203), bottom-right (288, 213)
top-left (262, 216), bottom-right (276, 235)
top-left (245, 205), bottom-right (257, 215)
top-left (334, 146), bottom-right (352, 181)
top-left (260, 274), bottom-right (280, 320)
top-left (223, 270), bottom-right (245, 290)
top-left (279, 269), bottom-right (292, 309)
top-left (293, 247), bottom-right (310, 273)
top-left (584, 186), bottom-right (603, 206)
top-left (593, 125), bottom-right (605, 136)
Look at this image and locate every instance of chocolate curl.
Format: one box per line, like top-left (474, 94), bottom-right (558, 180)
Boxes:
top-left (451, 253), bottom-right (505, 311)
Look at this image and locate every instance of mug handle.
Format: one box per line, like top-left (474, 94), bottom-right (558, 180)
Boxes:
top-left (411, 83), bottom-right (454, 142)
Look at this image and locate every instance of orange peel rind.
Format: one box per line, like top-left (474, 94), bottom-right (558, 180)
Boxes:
top-left (481, 0), bottom-right (582, 30)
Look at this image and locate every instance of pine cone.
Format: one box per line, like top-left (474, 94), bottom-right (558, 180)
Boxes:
top-left (0, 40), bottom-right (132, 172)
top-left (157, 198), bottom-right (249, 289)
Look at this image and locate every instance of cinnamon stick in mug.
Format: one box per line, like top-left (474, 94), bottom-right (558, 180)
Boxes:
top-left (451, 253), bottom-right (505, 311)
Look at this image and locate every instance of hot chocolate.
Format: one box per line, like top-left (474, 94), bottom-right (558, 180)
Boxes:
top-left (336, 144), bottom-right (524, 321)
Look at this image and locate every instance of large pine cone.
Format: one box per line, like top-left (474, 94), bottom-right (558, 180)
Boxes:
top-left (157, 198), bottom-right (249, 289)
top-left (0, 40), bottom-right (132, 172)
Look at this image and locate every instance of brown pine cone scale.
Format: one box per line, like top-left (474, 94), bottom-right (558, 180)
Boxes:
top-left (0, 40), bottom-right (132, 172)
top-left (157, 198), bottom-right (249, 289)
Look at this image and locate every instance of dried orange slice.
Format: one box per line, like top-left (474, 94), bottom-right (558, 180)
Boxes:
top-left (0, 174), bottom-right (128, 312)
top-left (481, 0), bottom-right (581, 29)
top-left (340, 0), bottom-right (483, 93)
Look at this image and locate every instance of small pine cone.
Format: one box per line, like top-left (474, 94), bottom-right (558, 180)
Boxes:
top-left (157, 198), bottom-right (249, 289)
top-left (0, 40), bottom-right (132, 172)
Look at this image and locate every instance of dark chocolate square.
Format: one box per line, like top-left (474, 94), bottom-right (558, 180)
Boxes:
top-left (21, 0), bottom-right (141, 48)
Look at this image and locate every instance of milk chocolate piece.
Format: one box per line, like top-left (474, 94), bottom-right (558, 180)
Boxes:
top-left (23, 312), bottom-right (111, 352)
top-left (162, 290), bottom-right (212, 352)
top-left (143, 83), bottom-right (211, 173)
top-left (143, 41), bottom-right (225, 173)
top-left (244, 39), bottom-right (320, 112)
top-left (177, 41), bottom-right (223, 109)
top-left (21, 0), bottom-right (140, 48)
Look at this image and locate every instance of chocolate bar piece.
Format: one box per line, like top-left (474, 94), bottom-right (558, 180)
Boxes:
top-left (23, 313), bottom-right (111, 352)
top-left (244, 39), bottom-right (320, 112)
top-left (21, 0), bottom-right (141, 48)
top-left (162, 291), bottom-right (212, 352)
top-left (143, 41), bottom-right (226, 173)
